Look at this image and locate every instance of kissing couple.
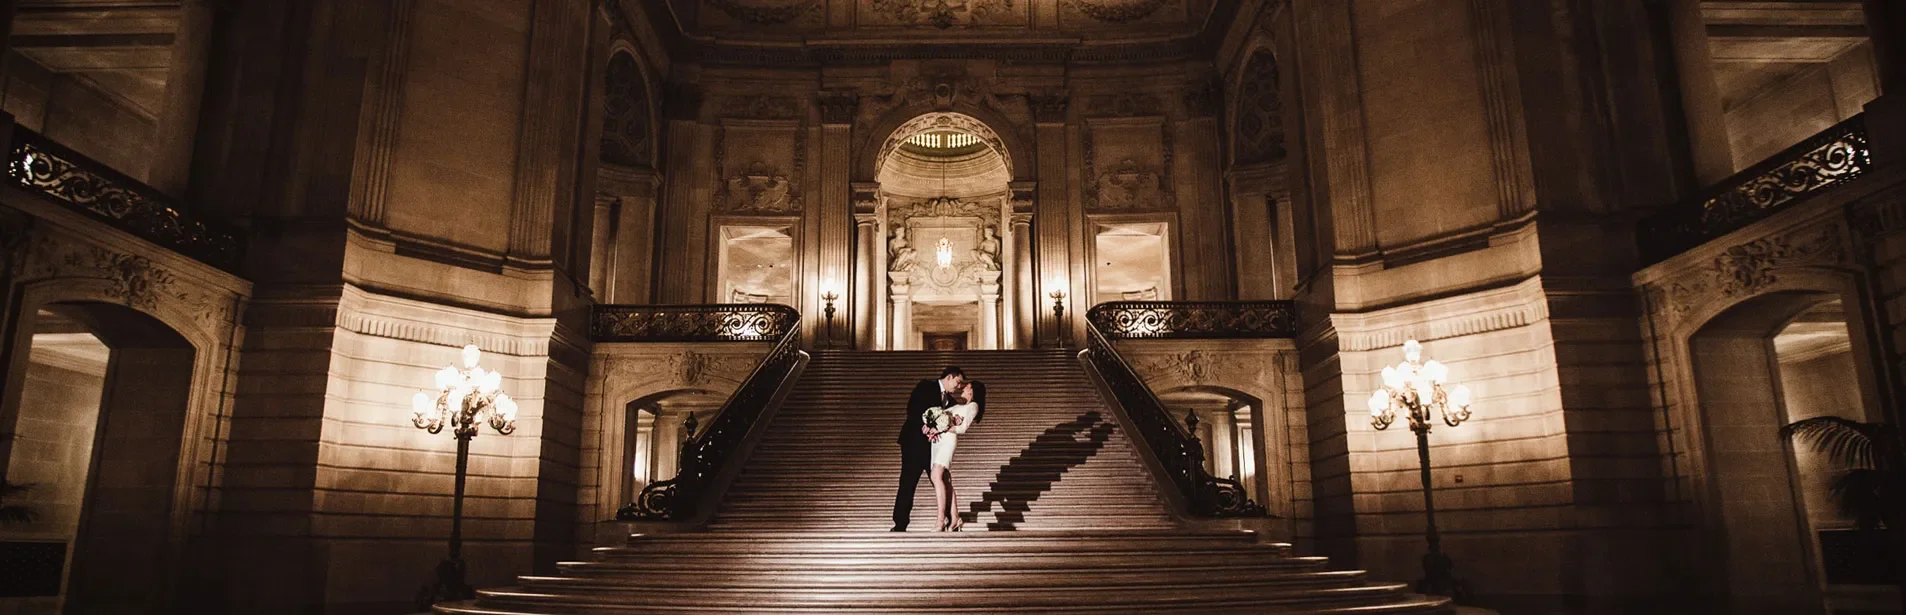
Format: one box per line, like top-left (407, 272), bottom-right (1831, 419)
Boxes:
top-left (891, 366), bottom-right (986, 532)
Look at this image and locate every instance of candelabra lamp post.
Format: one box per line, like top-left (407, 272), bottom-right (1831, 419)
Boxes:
top-left (1050, 289), bottom-right (1067, 348)
top-left (410, 344), bottom-right (518, 609)
top-left (1366, 340), bottom-right (1473, 602)
top-left (820, 290), bottom-right (839, 349)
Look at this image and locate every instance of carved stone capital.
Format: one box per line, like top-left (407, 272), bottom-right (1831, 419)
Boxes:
top-left (1029, 91), bottom-right (1069, 124)
top-left (818, 89), bottom-right (859, 124)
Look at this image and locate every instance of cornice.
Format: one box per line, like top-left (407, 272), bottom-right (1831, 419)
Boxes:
top-left (1329, 276), bottom-right (1550, 352)
top-left (333, 284), bottom-right (559, 357)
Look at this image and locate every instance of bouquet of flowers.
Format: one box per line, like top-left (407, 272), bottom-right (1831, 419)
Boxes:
top-left (921, 406), bottom-right (965, 443)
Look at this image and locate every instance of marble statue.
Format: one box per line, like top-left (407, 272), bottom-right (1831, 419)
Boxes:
top-left (889, 227), bottom-right (917, 272)
top-left (973, 225), bottom-right (1001, 271)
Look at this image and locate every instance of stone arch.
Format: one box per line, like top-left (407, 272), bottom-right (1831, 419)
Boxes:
top-left (856, 105), bottom-right (1032, 182)
top-left (1, 280), bottom-right (227, 612)
top-left (1654, 263), bottom-right (1890, 612)
top-left (1153, 383), bottom-right (1293, 525)
top-left (1230, 45), bottom-right (1285, 166)
top-left (601, 42), bottom-right (658, 168)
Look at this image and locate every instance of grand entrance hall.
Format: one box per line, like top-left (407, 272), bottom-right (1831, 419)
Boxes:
top-left (1, 0), bottom-right (1905, 613)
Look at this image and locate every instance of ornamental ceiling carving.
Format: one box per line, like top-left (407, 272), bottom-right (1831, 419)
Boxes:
top-left (681, 0), bottom-right (1199, 36)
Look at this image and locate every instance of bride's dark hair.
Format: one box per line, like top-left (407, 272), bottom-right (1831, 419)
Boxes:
top-left (969, 381), bottom-right (987, 423)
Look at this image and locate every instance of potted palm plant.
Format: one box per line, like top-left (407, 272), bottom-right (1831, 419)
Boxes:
top-left (1782, 417), bottom-right (1901, 608)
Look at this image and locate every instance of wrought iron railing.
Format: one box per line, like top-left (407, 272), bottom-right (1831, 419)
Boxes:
top-left (1082, 320), bottom-right (1265, 517)
top-left (616, 310), bottom-right (805, 521)
top-left (590, 303), bottom-right (800, 342)
top-left (1638, 114), bottom-right (1871, 264)
top-left (6, 126), bottom-right (244, 273)
top-left (1088, 300), bottom-right (1297, 339)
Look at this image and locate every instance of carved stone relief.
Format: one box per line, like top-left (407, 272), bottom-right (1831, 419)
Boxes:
top-left (720, 95), bottom-right (805, 120)
top-left (603, 349), bottom-right (756, 390)
top-left (1645, 222), bottom-right (1849, 324)
top-left (714, 123), bottom-right (808, 213)
top-left (1083, 124), bottom-right (1175, 211)
top-left (13, 233), bottom-right (235, 330)
top-left (865, 0), bottom-right (1021, 28)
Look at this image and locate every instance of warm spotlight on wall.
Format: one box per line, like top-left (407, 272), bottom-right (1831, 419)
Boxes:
top-left (410, 344), bottom-right (517, 609)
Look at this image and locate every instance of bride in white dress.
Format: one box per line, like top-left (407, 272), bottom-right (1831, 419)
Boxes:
top-left (929, 383), bottom-right (980, 532)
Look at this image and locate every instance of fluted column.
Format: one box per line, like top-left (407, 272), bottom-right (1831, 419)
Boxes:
top-left (653, 414), bottom-right (683, 480)
top-left (1011, 211), bottom-right (1034, 348)
top-left (853, 213), bottom-right (879, 349)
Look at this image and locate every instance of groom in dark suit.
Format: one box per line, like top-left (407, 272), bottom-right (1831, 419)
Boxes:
top-left (893, 366), bottom-right (964, 531)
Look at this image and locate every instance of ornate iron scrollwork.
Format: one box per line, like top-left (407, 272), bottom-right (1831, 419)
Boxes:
top-left (1082, 322), bottom-right (1266, 517)
top-left (1640, 114), bottom-right (1870, 264)
top-left (1087, 301), bottom-right (1297, 339)
top-left (618, 311), bottom-right (805, 521)
top-left (591, 304), bottom-right (800, 342)
top-left (7, 126), bottom-right (244, 273)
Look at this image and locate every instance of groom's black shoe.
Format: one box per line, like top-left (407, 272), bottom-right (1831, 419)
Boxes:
top-left (890, 525), bottom-right (905, 532)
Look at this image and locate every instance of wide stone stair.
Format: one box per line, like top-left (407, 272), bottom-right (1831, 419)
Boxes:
top-left (436, 350), bottom-right (1452, 614)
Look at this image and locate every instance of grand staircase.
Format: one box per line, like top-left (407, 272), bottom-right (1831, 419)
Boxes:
top-left (437, 350), bottom-right (1453, 614)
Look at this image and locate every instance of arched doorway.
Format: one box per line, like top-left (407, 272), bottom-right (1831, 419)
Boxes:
top-left (868, 112), bottom-right (1024, 350)
top-left (1685, 291), bottom-right (1895, 614)
top-left (619, 389), bottom-right (725, 507)
top-left (0, 303), bottom-right (196, 613)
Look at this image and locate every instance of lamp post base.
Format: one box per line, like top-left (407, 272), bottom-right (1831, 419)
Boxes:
top-left (1416, 550), bottom-right (1470, 603)
top-left (415, 556), bottom-right (475, 610)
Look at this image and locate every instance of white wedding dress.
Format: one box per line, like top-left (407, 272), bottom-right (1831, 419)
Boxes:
top-left (929, 402), bottom-right (979, 467)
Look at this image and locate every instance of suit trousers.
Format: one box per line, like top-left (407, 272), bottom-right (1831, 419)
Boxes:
top-left (892, 438), bottom-right (930, 528)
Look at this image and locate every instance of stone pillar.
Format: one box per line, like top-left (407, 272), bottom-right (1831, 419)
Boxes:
top-left (1203, 408), bottom-right (1236, 480)
top-left (146, 0), bottom-right (220, 195)
top-left (1031, 93), bottom-right (1072, 347)
top-left (818, 90), bottom-right (858, 349)
top-left (854, 213), bottom-right (879, 349)
top-left (657, 84), bottom-right (704, 303)
top-left (1011, 211), bottom-right (1034, 348)
top-left (997, 197), bottom-right (1018, 349)
top-left (978, 271), bottom-right (1002, 350)
top-left (889, 272), bottom-right (912, 350)
top-left (1666, 0), bottom-right (1736, 183)
top-left (599, 167), bottom-right (661, 304)
top-left (588, 195), bottom-right (617, 297)
top-left (653, 413), bottom-right (684, 480)
top-left (1228, 163), bottom-right (1286, 300)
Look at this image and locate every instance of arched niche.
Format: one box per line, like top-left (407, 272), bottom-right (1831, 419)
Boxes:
top-left (600, 45), bottom-right (658, 169)
top-left (856, 107), bottom-right (1033, 183)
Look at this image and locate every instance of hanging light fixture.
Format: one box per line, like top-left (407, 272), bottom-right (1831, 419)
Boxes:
top-left (936, 237), bottom-right (953, 268)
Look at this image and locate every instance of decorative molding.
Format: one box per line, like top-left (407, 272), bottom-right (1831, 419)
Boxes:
top-left (1330, 278), bottom-right (1552, 352)
top-left (13, 233), bottom-right (236, 332)
top-left (602, 349), bottom-right (756, 389)
top-left (713, 124), bottom-right (809, 213)
top-left (1466, 0), bottom-right (1530, 219)
top-left (1180, 78), bottom-right (1220, 119)
top-left (719, 95), bottom-right (805, 120)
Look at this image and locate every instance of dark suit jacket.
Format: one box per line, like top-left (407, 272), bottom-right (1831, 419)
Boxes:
top-left (899, 379), bottom-right (944, 449)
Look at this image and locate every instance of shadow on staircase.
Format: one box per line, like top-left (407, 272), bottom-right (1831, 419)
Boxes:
top-left (965, 411), bottom-right (1119, 530)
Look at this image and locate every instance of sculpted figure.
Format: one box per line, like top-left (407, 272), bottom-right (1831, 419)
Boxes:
top-left (972, 225), bottom-right (1001, 271)
top-left (889, 227), bottom-right (917, 272)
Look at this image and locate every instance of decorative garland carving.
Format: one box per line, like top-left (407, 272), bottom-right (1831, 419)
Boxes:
top-left (703, 0), bottom-right (821, 25)
top-left (1646, 222), bottom-right (1848, 323)
top-left (870, 0), bottom-right (1016, 28)
top-left (713, 124), bottom-right (808, 213)
top-left (13, 234), bottom-right (234, 329)
top-left (1063, 0), bottom-right (1171, 23)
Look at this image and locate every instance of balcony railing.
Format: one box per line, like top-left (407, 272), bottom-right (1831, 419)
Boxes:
top-left (1088, 300), bottom-right (1298, 340)
top-left (590, 303), bottom-right (801, 342)
top-left (1638, 114), bottom-right (1871, 265)
top-left (612, 304), bottom-right (808, 521)
top-left (6, 126), bottom-right (244, 273)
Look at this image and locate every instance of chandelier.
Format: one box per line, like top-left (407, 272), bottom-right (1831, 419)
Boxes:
top-left (412, 344), bottom-right (518, 437)
top-left (1367, 340), bottom-right (1471, 432)
top-left (936, 237), bottom-right (953, 268)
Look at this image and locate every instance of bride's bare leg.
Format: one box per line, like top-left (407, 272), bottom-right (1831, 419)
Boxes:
top-left (947, 469), bottom-right (962, 531)
top-left (929, 464), bottom-right (949, 531)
